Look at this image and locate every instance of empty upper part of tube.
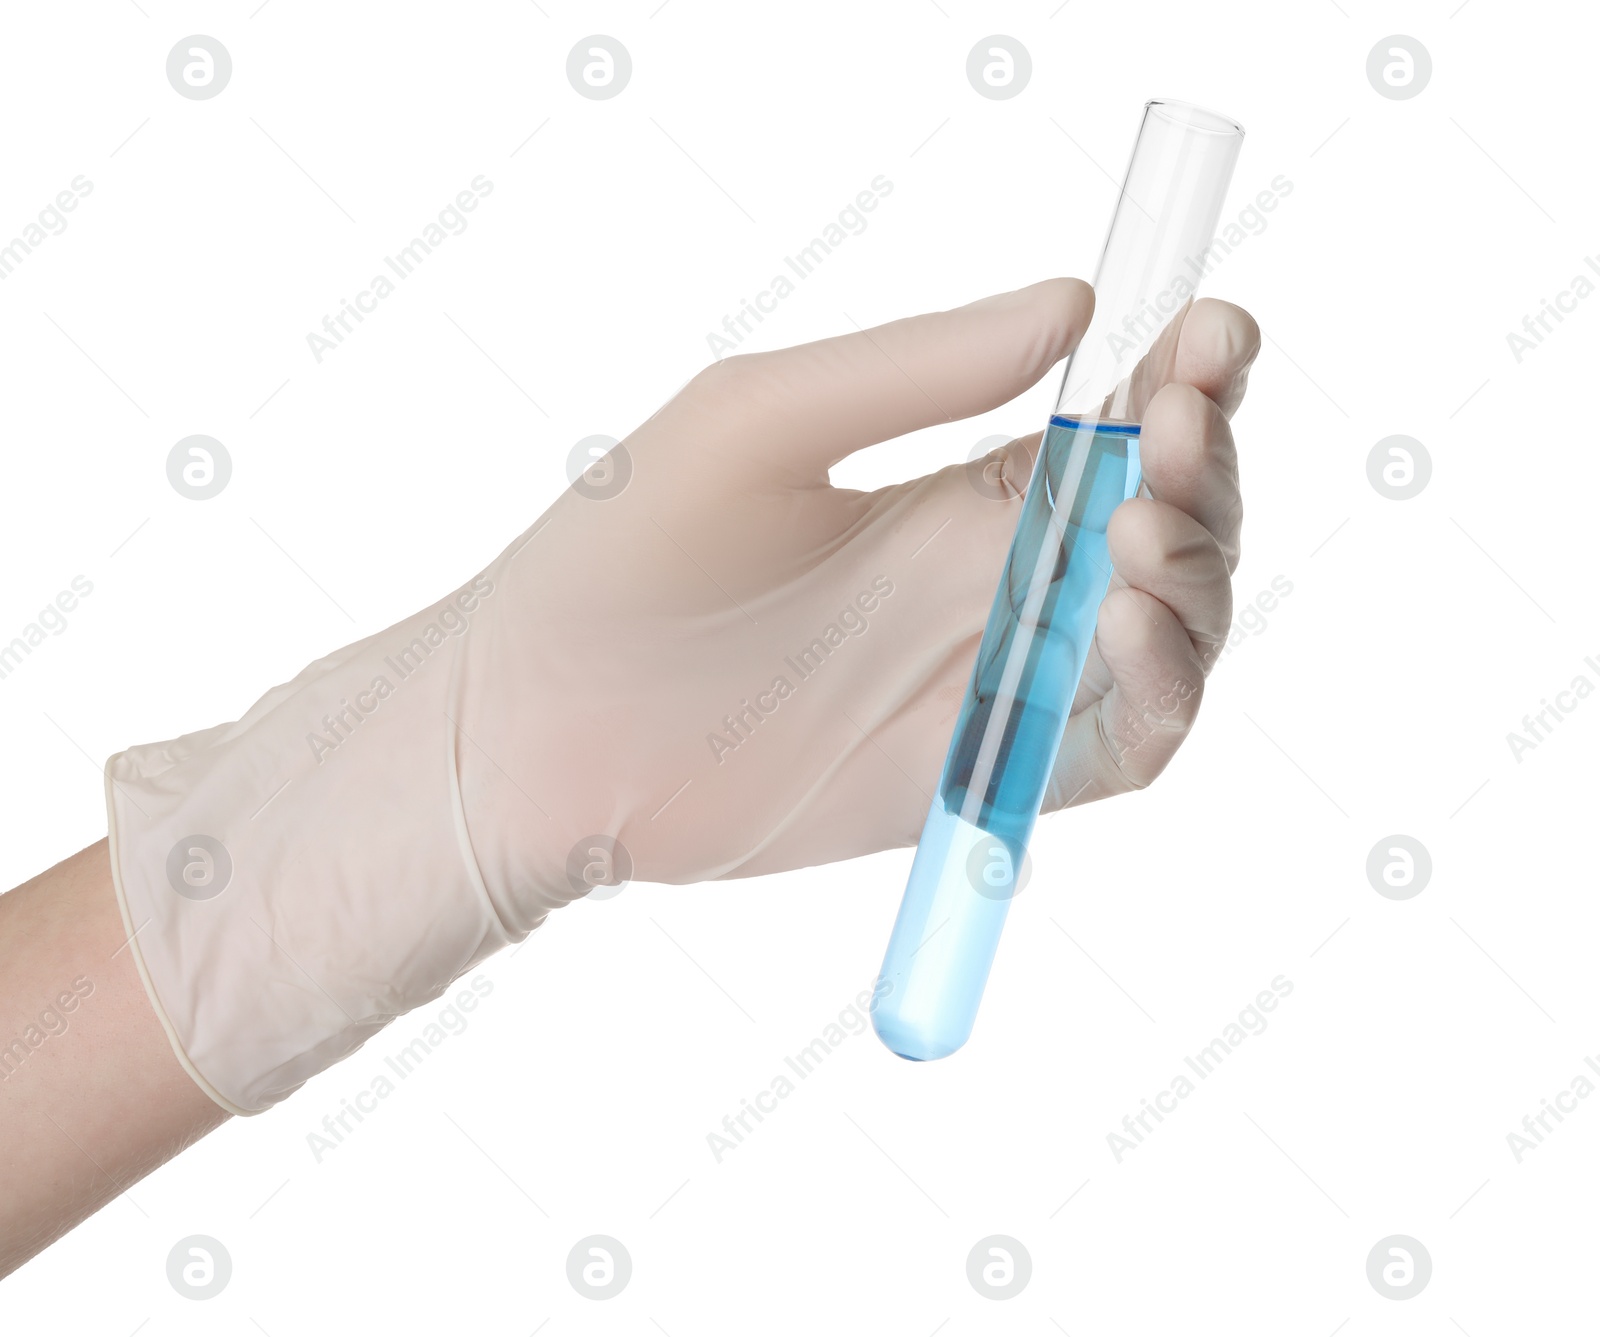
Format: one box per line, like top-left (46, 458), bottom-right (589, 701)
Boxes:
top-left (1054, 100), bottom-right (1245, 424)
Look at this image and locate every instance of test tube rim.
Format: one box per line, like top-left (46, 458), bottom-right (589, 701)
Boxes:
top-left (1143, 97), bottom-right (1246, 139)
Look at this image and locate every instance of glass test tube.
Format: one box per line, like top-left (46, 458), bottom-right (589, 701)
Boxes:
top-left (872, 100), bottom-right (1245, 1061)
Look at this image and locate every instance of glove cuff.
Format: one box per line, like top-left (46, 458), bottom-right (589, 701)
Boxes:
top-left (105, 581), bottom-right (516, 1114)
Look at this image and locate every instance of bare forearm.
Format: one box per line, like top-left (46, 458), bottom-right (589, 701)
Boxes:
top-left (0, 840), bottom-right (226, 1278)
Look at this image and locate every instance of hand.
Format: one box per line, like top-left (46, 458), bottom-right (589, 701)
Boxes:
top-left (106, 278), bottom-right (1258, 1112)
top-left (468, 279), bottom-right (1259, 885)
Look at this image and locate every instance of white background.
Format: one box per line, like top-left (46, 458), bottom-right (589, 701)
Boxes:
top-left (0, 1), bottom-right (1594, 1332)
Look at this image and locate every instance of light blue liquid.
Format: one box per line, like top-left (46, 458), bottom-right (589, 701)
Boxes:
top-left (872, 416), bottom-right (1142, 1060)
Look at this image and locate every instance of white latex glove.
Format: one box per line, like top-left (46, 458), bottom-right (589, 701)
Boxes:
top-left (106, 279), bottom-right (1257, 1113)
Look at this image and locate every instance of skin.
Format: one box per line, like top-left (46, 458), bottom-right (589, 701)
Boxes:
top-left (0, 841), bottom-right (225, 1277)
top-left (0, 285), bottom-right (1257, 1277)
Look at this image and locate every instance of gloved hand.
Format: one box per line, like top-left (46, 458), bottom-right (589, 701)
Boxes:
top-left (106, 279), bottom-right (1257, 1113)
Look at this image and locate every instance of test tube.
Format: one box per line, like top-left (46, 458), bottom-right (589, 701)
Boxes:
top-left (872, 100), bottom-right (1245, 1061)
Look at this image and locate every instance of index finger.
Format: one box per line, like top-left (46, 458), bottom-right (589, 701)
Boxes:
top-left (1172, 298), bottom-right (1261, 418)
top-left (1100, 297), bottom-right (1261, 423)
top-left (670, 278), bottom-right (1095, 483)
